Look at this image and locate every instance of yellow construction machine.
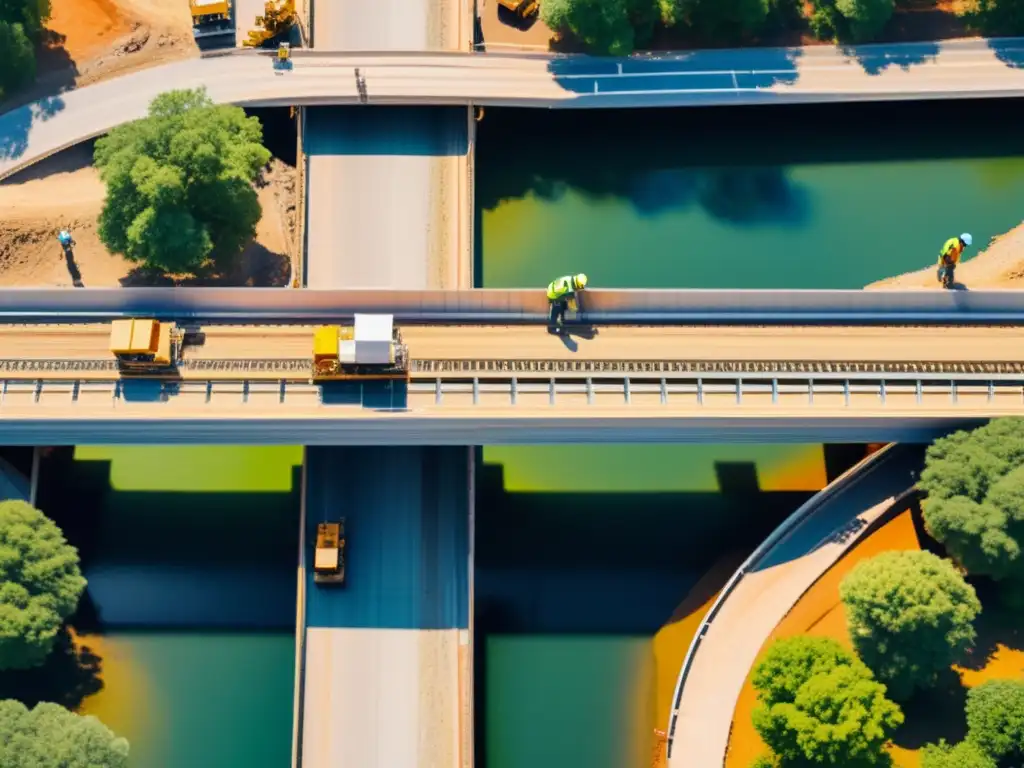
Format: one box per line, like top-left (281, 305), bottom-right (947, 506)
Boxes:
top-left (314, 520), bottom-right (346, 585)
top-left (498, 0), bottom-right (540, 20)
top-left (109, 318), bottom-right (183, 373)
top-left (190, 0), bottom-right (235, 41)
top-left (312, 314), bottom-right (409, 381)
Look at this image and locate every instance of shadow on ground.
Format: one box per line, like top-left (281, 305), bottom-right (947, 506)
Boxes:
top-left (841, 40), bottom-right (940, 75)
top-left (546, 45), bottom-right (802, 97)
top-left (988, 36), bottom-right (1024, 68)
top-left (0, 627), bottom-right (103, 710)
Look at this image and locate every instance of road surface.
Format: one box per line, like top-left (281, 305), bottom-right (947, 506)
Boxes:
top-left (667, 444), bottom-right (924, 768)
top-left (5, 39), bottom-right (1024, 179)
top-left (303, 106), bottom-right (472, 289)
top-left (302, 446), bottom-right (471, 768)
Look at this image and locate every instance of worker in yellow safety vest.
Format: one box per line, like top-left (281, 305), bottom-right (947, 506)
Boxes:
top-left (546, 273), bottom-right (588, 332)
top-left (937, 233), bottom-right (972, 289)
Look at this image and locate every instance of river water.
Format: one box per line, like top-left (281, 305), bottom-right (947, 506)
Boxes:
top-left (31, 445), bottom-right (302, 768)
top-left (471, 98), bottom-right (1024, 767)
top-left (476, 99), bottom-right (1024, 289)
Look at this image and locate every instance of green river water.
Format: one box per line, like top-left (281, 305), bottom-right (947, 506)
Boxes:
top-left (476, 100), bottom-right (1024, 289)
top-left (473, 99), bottom-right (1024, 768)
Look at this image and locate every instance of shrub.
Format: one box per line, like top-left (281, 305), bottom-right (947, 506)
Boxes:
top-left (921, 739), bottom-right (996, 768)
top-left (0, 501), bottom-right (86, 670)
top-left (965, 679), bottom-right (1024, 764)
top-left (0, 700), bottom-right (128, 767)
top-left (840, 550), bottom-right (980, 700)
top-left (808, 0), bottom-right (894, 41)
top-left (751, 636), bottom-right (903, 766)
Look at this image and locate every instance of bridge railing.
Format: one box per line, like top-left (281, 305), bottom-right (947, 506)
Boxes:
top-left (3, 288), bottom-right (1024, 323)
top-left (663, 443), bottom-right (907, 760)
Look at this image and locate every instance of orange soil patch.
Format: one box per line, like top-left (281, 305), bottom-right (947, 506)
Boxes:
top-left (651, 551), bottom-right (749, 768)
top-left (725, 509), bottom-right (923, 768)
top-left (45, 0), bottom-right (131, 63)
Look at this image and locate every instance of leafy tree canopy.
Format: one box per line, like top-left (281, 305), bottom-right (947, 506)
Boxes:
top-left (966, 679), bottom-right (1024, 764)
top-left (0, 700), bottom-right (128, 768)
top-left (919, 418), bottom-right (1024, 589)
top-left (808, 0), bottom-right (894, 41)
top-left (0, 0), bottom-right (51, 98)
top-left (541, 0), bottom-right (652, 55)
top-left (840, 550), bottom-right (980, 700)
top-left (921, 739), bottom-right (996, 768)
top-left (961, 0), bottom-right (1024, 36)
top-left (751, 636), bottom-right (903, 767)
top-left (0, 501), bottom-right (85, 670)
top-left (94, 88), bottom-right (271, 274)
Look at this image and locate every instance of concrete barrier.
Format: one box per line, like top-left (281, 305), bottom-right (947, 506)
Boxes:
top-left (3, 288), bottom-right (1024, 323)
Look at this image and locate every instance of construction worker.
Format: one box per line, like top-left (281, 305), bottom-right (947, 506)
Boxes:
top-left (57, 229), bottom-right (74, 254)
top-left (546, 273), bottom-right (588, 332)
top-left (937, 233), bottom-right (972, 288)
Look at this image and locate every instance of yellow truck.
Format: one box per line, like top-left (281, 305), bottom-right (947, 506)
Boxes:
top-left (312, 314), bottom-right (409, 381)
top-left (313, 521), bottom-right (346, 585)
top-left (498, 0), bottom-right (539, 20)
top-left (109, 318), bottom-right (183, 373)
top-left (190, 0), bottom-right (234, 41)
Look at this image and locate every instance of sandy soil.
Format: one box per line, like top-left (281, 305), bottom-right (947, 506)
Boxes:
top-left (2, 0), bottom-right (197, 112)
top-left (869, 221), bottom-right (1024, 290)
top-left (0, 144), bottom-right (297, 288)
top-left (724, 507), bottom-right (923, 768)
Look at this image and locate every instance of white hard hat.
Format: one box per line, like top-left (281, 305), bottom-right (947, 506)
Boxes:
top-left (961, 233), bottom-right (973, 246)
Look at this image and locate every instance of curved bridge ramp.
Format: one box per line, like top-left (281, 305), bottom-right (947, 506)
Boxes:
top-left (666, 442), bottom-right (925, 767)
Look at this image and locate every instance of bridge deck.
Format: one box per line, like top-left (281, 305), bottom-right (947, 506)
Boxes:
top-left (2, 323), bottom-right (1022, 375)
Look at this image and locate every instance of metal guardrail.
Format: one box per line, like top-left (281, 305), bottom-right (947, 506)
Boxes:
top-left (4, 288), bottom-right (1024, 323)
top-left (663, 443), bottom-right (907, 759)
top-left (3, 375), bottom-right (1024, 409)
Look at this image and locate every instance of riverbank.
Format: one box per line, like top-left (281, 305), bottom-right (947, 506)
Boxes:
top-left (0, 143), bottom-right (297, 287)
top-left (868, 219), bottom-right (1024, 290)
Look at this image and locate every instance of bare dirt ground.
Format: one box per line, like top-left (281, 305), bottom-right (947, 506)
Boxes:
top-left (2, 0), bottom-right (197, 113)
top-left (0, 144), bottom-right (297, 288)
top-left (868, 220), bottom-right (1024, 290)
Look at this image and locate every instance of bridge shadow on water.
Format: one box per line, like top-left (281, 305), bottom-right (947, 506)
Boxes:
top-left (35, 448), bottom-right (301, 632)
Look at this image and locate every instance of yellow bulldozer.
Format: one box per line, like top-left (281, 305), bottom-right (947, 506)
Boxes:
top-left (312, 314), bottom-right (409, 381)
top-left (109, 318), bottom-right (184, 373)
top-left (498, 0), bottom-right (540, 20)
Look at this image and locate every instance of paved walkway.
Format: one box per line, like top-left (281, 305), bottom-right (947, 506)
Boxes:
top-left (668, 443), bottom-right (925, 767)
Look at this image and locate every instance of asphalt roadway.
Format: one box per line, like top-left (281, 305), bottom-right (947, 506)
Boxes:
top-left (5, 39), bottom-right (1024, 180)
top-left (302, 446), bottom-right (470, 768)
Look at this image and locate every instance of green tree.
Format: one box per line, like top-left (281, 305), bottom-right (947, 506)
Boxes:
top-left (751, 636), bottom-right (903, 767)
top-left (94, 88), bottom-right (271, 274)
top-left (920, 418), bottom-right (1024, 596)
top-left (921, 739), bottom-right (996, 768)
top-left (541, 0), bottom-right (655, 55)
top-left (840, 550), bottom-right (980, 700)
top-left (0, 699), bottom-right (128, 767)
top-left (0, 0), bottom-right (51, 99)
top-left (808, 0), bottom-right (893, 41)
top-left (966, 679), bottom-right (1024, 764)
top-left (961, 0), bottom-right (1024, 35)
top-left (668, 0), bottom-right (770, 40)
top-left (0, 500), bottom-right (86, 670)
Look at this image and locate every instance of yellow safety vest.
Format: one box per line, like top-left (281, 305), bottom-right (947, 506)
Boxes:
top-left (938, 237), bottom-right (963, 266)
top-left (547, 276), bottom-right (576, 301)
